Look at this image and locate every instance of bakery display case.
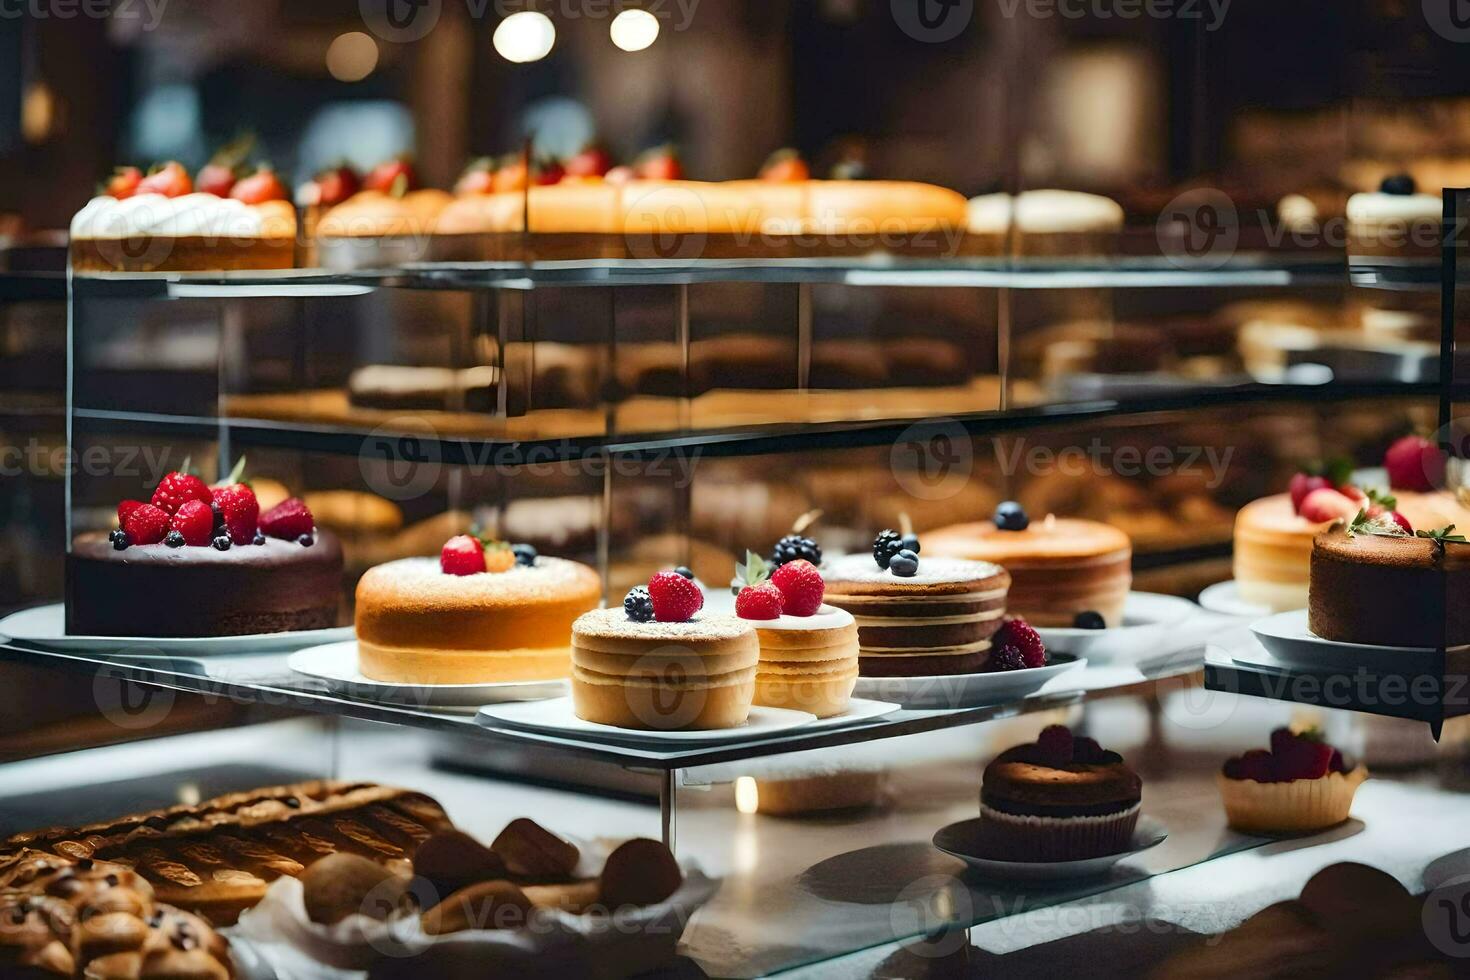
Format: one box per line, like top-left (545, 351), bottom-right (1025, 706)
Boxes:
top-left (7, 3), bottom-right (1470, 977)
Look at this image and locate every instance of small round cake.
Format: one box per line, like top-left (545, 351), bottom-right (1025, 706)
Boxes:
top-left (979, 725), bottom-right (1142, 861)
top-left (1233, 494), bottom-right (1330, 613)
top-left (1346, 174), bottom-right (1441, 260)
top-left (68, 530), bottom-right (342, 638)
top-left (571, 606), bottom-right (758, 731)
top-left (925, 507), bottom-right (1131, 627)
top-left (356, 555), bottom-right (600, 684)
top-left (822, 549), bottom-right (1010, 676)
top-left (750, 606), bottom-right (859, 718)
top-left (1308, 522), bottom-right (1469, 648)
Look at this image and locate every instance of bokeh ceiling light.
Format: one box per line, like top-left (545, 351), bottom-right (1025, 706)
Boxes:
top-left (494, 11), bottom-right (556, 63)
top-left (326, 31), bottom-right (379, 82)
top-left (610, 9), bottom-right (659, 52)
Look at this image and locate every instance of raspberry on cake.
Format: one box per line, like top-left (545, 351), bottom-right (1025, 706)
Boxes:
top-left (979, 725), bottom-right (1142, 861)
top-left (822, 534), bottom-right (1010, 677)
top-left (1217, 727), bottom-right (1367, 834)
top-left (570, 588), bottom-right (759, 730)
top-left (68, 474), bottom-right (341, 638)
top-left (925, 504), bottom-right (1130, 627)
top-left (355, 540), bottom-right (600, 685)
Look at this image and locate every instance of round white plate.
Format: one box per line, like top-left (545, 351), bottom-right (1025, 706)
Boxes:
top-left (1198, 581), bottom-right (1275, 619)
top-left (1250, 609), bottom-right (1449, 673)
top-left (0, 603), bottom-right (353, 657)
top-left (476, 697), bottom-right (818, 745)
top-left (1034, 593), bottom-right (1199, 663)
top-left (933, 815), bottom-right (1168, 882)
top-left (803, 697), bottom-right (901, 729)
top-left (851, 655), bottom-right (1085, 710)
top-left (288, 642), bottom-right (566, 710)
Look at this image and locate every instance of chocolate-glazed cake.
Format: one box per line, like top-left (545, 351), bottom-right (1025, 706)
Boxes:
top-left (67, 530), bottom-right (343, 638)
top-left (822, 554), bottom-right (1010, 676)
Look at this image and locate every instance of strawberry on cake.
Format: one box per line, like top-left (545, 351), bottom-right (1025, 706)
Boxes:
top-left (355, 535), bottom-right (599, 685)
top-left (732, 552), bottom-right (859, 718)
top-left (66, 463), bottom-right (341, 637)
top-left (70, 159), bottom-right (296, 272)
top-left (1218, 727), bottom-right (1367, 834)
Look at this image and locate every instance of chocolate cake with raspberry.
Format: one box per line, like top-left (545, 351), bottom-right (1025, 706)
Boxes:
top-left (66, 468), bottom-right (343, 638)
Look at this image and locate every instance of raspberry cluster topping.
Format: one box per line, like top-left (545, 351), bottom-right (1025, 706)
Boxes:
top-left (1221, 727), bottom-right (1354, 783)
top-left (731, 550), bottom-right (826, 620)
top-left (1034, 724), bottom-right (1122, 766)
top-left (438, 534), bottom-right (538, 576)
top-left (108, 459), bottom-right (315, 552)
top-left (987, 617), bottom-right (1048, 672)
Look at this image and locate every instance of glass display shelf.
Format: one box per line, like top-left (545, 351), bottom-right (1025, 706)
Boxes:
top-left (0, 639), bottom-right (1199, 771)
top-left (72, 381), bottom-right (1449, 466)
top-left (59, 250), bottom-right (1407, 296)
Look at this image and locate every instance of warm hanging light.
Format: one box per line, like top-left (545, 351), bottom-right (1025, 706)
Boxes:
top-left (610, 9), bottom-right (659, 51)
top-left (494, 11), bottom-right (556, 63)
top-left (326, 31), bottom-right (379, 82)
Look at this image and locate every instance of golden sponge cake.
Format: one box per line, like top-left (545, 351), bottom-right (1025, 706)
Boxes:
top-left (355, 556), bottom-right (600, 684)
top-left (571, 608), bottom-right (758, 730)
top-left (750, 606), bottom-right (860, 718)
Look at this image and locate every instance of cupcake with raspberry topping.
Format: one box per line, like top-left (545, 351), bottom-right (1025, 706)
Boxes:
top-left (1217, 727), bottom-right (1368, 834)
top-left (979, 725), bottom-right (1142, 861)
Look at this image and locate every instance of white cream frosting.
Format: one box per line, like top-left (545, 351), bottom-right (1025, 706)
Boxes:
top-left (750, 604), bottom-right (855, 631)
top-left (1346, 191), bottom-right (1441, 225)
top-left (70, 193), bottom-right (267, 239)
top-left (966, 193), bottom-right (1013, 234)
top-left (1015, 190), bottom-right (1124, 233)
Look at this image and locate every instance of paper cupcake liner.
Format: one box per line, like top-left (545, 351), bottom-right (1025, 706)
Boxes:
top-left (1216, 767), bottom-right (1367, 834)
top-left (977, 801), bottom-right (1141, 861)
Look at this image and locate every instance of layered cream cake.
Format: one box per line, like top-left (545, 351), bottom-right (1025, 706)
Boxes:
top-left (570, 607), bottom-right (759, 730)
top-left (925, 508), bottom-right (1132, 627)
top-left (823, 554), bottom-right (1010, 676)
top-left (750, 606), bottom-right (860, 718)
top-left (70, 193), bottom-right (296, 271)
top-left (355, 554), bottom-right (600, 684)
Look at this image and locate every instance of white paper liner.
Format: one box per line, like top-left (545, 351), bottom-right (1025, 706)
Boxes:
top-left (1216, 767), bottom-right (1368, 834)
top-left (977, 801), bottom-right (1141, 861)
top-left (226, 838), bottom-right (717, 980)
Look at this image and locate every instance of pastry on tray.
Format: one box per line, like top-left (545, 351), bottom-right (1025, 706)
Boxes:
top-left (978, 724), bottom-right (1143, 861)
top-left (926, 502), bottom-right (1133, 627)
top-left (1217, 727), bottom-right (1368, 834)
top-left (70, 160), bottom-right (295, 272)
top-left (573, 574), bottom-right (758, 730)
top-left (822, 531), bottom-right (1011, 676)
top-left (354, 534), bottom-right (600, 684)
top-left (66, 464), bottom-right (343, 638)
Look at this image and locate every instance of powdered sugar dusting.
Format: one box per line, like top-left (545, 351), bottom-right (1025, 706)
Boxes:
top-left (574, 605), bottom-right (755, 641)
top-left (823, 553), bottom-right (1006, 587)
top-left (362, 556), bottom-right (599, 603)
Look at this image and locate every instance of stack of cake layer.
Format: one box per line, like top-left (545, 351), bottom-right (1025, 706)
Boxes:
top-left (751, 606), bottom-right (860, 718)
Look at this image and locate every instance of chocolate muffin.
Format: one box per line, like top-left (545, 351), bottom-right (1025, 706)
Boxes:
top-left (979, 725), bottom-right (1142, 861)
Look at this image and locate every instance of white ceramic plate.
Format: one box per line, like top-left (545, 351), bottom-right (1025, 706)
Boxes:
top-left (0, 603), bottom-right (353, 657)
top-left (1034, 592), bottom-right (1199, 663)
top-left (1250, 609), bottom-right (1456, 673)
top-left (1198, 581), bottom-right (1276, 619)
top-left (851, 655), bottom-right (1085, 710)
top-left (476, 697), bottom-right (818, 745)
top-left (932, 815), bottom-right (1168, 882)
top-left (288, 642), bottom-right (567, 711)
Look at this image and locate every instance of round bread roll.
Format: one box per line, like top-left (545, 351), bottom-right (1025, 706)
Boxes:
top-left (302, 853), bottom-right (411, 925)
top-left (412, 830), bottom-right (508, 905)
top-left (420, 880), bottom-right (536, 936)
top-left (599, 838), bottom-right (683, 911)
top-left (1298, 862), bottom-right (1419, 939)
top-left (490, 818), bottom-right (581, 879)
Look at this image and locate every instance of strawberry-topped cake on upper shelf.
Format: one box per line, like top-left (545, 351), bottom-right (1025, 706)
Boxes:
top-left (70, 142), bottom-right (297, 272)
top-left (66, 460), bottom-right (343, 637)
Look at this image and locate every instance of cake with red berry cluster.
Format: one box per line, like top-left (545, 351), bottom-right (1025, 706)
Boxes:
top-left (66, 464), bottom-right (341, 638)
top-left (926, 502), bottom-right (1132, 627)
top-left (979, 725), bottom-right (1142, 861)
top-left (354, 534), bottom-right (599, 685)
top-left (732, 551), bottom-right (859, 718)
top-left (822, 531), bottom-right (1010, 676)
top-left (1308, 515), bottom-right (1469, 648)
top-left (1217, 727), bottom-right (1367, 833)
top-left (571, 571), bottom-right (758, 730)
top-left (70, 157), bottom-right (296, 272)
